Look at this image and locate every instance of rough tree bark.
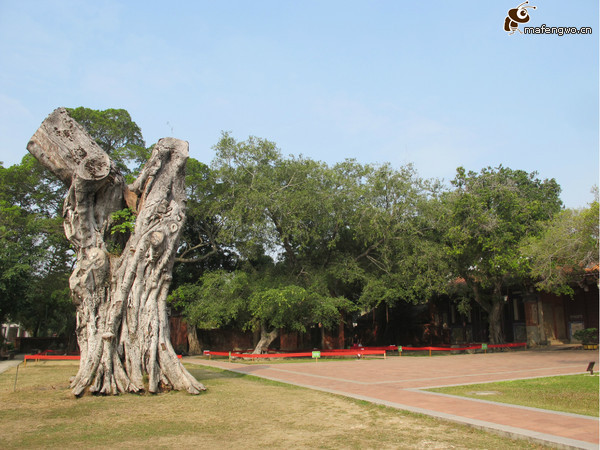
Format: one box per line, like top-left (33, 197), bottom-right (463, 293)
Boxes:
top-left (187, 325), bottom-right (202, 355)
top-left (27, 108), bottom-right (205, 396)
top-left (487, 300), bottom-right (504, 345)
top-left (471, 283), bottom-right (505, 345)
top-left (252, 324), bottom-right (278, 354)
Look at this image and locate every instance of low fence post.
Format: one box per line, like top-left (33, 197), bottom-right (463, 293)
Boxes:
top-left (13, 362), bottom-right (22, 392)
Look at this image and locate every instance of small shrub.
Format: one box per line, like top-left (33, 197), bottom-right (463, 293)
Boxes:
top-left (573, 328), bottom-right (599, 345)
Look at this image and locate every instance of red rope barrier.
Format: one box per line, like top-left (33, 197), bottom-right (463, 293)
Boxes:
top-left (401, 346), bottom-right (482, 351)
top-left (328, 346), bottom-right (398, 353)
top-left (489, 343), bottom-right (527, 348)
top-left (322, 350), bottom-right (385, 357)
top-left (24, 355), bottom-right (80, 362)
top-left (204, 343), bottom-right (527, 359)
top-left (207, 350), bottom-right (387, 359)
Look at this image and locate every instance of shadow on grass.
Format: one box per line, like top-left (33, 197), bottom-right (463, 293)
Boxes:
top-left (185, 366), bottom-right (245, 381)
top-left (185, 364), bottom-right (305, 390)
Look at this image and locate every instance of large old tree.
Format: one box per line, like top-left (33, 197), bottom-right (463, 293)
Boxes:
top-left (27, 108), bottom-right (205, 396)
top-left (445, 166), bottom-right (562, 344)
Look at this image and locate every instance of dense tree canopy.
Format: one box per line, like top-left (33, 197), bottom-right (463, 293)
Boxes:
top-left (444, 166), bottom-right (563, 343)
top-left (4, 107), bottom-right (594, 355)
top-left (190, 133), bottom-right (364, 351)
top-left (170, 133), bottom-right (450, 352)
top-left (66, 107), bottom-right (149, 178)
top-left (353, 164), bottom-right (449, 309)
top-left (0, 155), bottom-right (73, 338)
top-left (522, 198), bottom-right (599, 296)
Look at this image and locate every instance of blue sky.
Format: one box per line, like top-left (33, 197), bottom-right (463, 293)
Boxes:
top-left (0, 0), bottom-right (597, 208)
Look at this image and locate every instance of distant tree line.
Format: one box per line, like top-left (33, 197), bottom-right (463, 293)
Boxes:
top-left (1, 108), bottom-right (597, 349)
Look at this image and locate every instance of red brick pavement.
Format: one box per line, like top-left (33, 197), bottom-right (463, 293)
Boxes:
top-left (186, 349), bottom-right (599, 449)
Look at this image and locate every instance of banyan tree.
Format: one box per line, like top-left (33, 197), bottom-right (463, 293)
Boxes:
top-left (27, 108), bottom-right (205, 396)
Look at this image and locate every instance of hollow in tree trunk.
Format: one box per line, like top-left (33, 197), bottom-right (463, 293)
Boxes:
top-left (27, 108), bottom-right (205, 396)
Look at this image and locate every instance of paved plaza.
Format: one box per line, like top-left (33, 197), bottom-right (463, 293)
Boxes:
top-left (187, 349), bottom-right (599, 449)
top-left (0, 356), bottom-right (22, 375)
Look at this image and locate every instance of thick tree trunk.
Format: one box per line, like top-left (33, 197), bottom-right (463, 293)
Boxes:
top-left (487, 300), bottom-right (504, 345)
top-left (27, 108), bottom-right (205, 396)
top-left (252, 324), bottom-right (278, 354)
top-left (187, 325), bottom-right (202, 355)
top-left (470, 283), bottom-right (504, 345)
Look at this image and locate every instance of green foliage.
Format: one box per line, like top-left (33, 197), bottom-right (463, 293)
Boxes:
top-left (573, 328), bottom-right (598, 345)
top-left (209, 133), bottom-right (448, 309)
top-left (171, 157), bottom-right (237, 284)
top-left (355, 167), bottom-right (450, 308)
top-left (110, 208), bottom-right (136, 235)
top-left (521, 201), bottom-right (599, 296)
top-left (248, 285), bottom-right (312, 332)
top-left (66, 107), bottom-right (149, 178)
top-left (444, 166), bottom-right (562, 342)
top-left (446, 166), bottom-right (562, 290)
top-left (247, 276), bottom-right (355, 333)
top-left (0, 156), bottom-right (73, 335)
top-left (211, 132), bottom-right (330, 261)
top-left (15, 273), bottom-right (75, 339)
top-left (104, 208), bottom-right (137, 256)
top-left (169, 270), bottom-right (249, 329)
top-left (169, 267), bottom-right (355, 335)
top-left (8, 107), bottom-right (591, 348)
top-left (171, 133), bottom-right (454, 341)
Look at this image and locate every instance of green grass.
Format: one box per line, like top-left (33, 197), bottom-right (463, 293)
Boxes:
top-left (428, 374), bottom-right (599, 417)
top-left (0, 361), bottom-right (549, 449)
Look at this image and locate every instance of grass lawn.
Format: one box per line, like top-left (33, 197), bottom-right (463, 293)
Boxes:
top-left (427, 374), bottom-right (600, 417)
top-left (0, 361), bottom-right (549, 449)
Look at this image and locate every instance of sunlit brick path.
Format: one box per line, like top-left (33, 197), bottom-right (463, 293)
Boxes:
top-left (187, 349), bottom-right (599, 449)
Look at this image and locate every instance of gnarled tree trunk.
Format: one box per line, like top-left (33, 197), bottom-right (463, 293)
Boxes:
top-left (252, 324), bottom-right (278, 354)
top-left (27, 108), bottom-right (205, 396)
top-left (187, 325), bottom-right (202, 355)
top-left (471, 283), bottom-right (505, 345)
top-left (487, 298), bottom-right (505, 345)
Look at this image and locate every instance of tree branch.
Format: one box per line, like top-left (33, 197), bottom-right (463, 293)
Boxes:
top-left (355, 238), bottom-right (385, 262)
